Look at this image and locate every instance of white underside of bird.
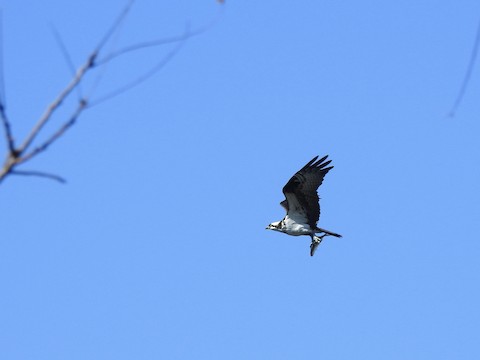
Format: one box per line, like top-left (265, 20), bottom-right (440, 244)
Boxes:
top-left (266, 216), bottom-right (338, 255)
top-left (270, 216), bottom-right (313, 236)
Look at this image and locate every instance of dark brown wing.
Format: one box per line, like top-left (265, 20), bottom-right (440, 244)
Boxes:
top-left (282, 155), bottom-right (333, 229)
top-left (279, 200), bottom-right (289, 211)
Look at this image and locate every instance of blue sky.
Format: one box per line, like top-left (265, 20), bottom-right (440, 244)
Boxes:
top-left (1, 1), bottom-right (480, 359)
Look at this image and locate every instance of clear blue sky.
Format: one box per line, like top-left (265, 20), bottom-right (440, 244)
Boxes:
top-left (1, 1), bottom-right (480, 359)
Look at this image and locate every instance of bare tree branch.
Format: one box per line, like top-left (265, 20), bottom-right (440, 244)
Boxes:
top-left (18, 99), bottom-right (87, 164)
top-left (95, 0), bottom-right (135, 54)
top-left (0, 1), bottom-right (221, 185)
top-left (10, 170), bottom-right (67, 184)
top-left (17, 53), bottom-right (96, 156)
top-left (449, 17), bottom-right (480, 117)
top-left (0, 10), bottom-right (5, 106)
top-left (0, 104), bottom-right (15, 155)
top-left (89, 27), bottom-right (188, 107)
top-left (95, 3), bottom-right (223, 67)
top-left (51, 24), bottom-right (83, 100)
top-left (15, 1), bottom-right (137, 159)
top-left (0, 11), bottom-right (15, 156)
top-left (95, 23), bottom-right (209, 67)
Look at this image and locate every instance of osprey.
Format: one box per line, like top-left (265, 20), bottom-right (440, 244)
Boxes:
top-left (266, 155), bottom-right (342, 256)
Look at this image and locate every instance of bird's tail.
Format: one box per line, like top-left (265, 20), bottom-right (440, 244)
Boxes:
top-left (315, 227), bottom-right (342, 238)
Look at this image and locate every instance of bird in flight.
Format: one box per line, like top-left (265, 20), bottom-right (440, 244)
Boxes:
top-left (266, 155), bottom-right (342, 256)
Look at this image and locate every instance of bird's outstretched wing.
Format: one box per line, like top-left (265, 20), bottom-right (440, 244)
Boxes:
top-left (282, 155), bottom-right (333, 229)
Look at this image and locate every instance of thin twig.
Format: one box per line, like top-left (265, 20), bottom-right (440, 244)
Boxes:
top-left (86, 7), bottom-right (128, 101)
top-left (449, 17), bottom-right (480, 117)
top-left (17, 55), bottom-right (95, 155)
top-left (11, 170), bottom-right (66, 183)
top-left (51, 24), bottom-right (83, 100)
top-left (0, 103), bottom-right (15, 154)
top-left (18, 99), bottom-right (87, 164)
top-left (95, 6), bottom-right (223, 67)
top-left (96, 27), bottom-right (201, 67)
top-left (0, 10), bottom-right (6, 106)
top-left (89, 29), bottom-right (188, 107)
top-left (0, 0), bottom-right (221, 186)
top-left (94, 0), bottom-right (135, 54)
top-left (0, 11), bottom-right (15, 155)
top-left (17, 1), bottom-right (136, 156)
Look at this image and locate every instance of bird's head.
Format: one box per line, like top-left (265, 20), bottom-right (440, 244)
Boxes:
top-left (266, 221), bottom-right (282, 231)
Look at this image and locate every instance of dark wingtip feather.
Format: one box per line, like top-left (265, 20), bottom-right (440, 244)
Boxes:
top-left (323, 166), bottom-right (334, 173)
top-left (301, 156), bottom-right (319, 171)
top-left (317, 155), bottom-right (329, 163)
top-left (318, 160), bottom-right (332, 169)
top-left (310, 155), bottom-right (330, 168)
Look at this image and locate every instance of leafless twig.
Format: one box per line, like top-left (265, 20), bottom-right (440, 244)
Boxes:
top-left (95, 20), bottom-right (212, 67)
top-left (17, 54), bottom-right (96, 158)
top-left (0, 11), bottom-right (15, 156)
top-left (51, 24), bottom-right (84, 100)
top-left (17, 99), bottom-right (87, 165)
top-left (0, 1), bottom-right (220, 185)
top-left (0, 103), bottom-right (15, 155)
top-left (11, 170), bottom-right (67, 184)
top-left (89, 25), bottom-right (190, 107)
top-left (449, 16), bottom-right (480, 117)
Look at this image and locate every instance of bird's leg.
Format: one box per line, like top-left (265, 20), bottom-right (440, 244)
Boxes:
top-left (315, 233), bottom-right (328, 240)
top-left (317, 232), bottom-right (335, 240)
